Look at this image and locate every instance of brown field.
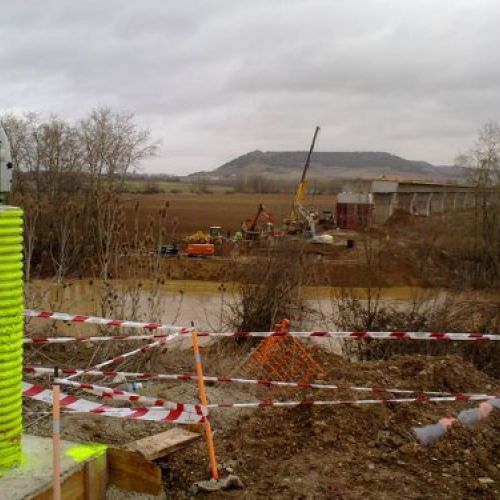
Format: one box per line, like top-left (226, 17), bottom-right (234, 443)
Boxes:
top-left (116, 191), bottom-right (421, 287)
top-left (120, 192), bottom-right (337, 238)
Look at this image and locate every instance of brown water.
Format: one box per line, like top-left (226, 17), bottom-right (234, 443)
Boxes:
top-left (28, 279), bottom-right (443, 332)
top-left (27, 279), bottom-right (492, 354)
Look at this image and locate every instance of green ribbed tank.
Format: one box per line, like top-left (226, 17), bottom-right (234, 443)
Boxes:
top-left (0, 206), bottom-right (23, 473)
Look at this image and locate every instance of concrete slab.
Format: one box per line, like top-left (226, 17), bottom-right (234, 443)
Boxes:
top-left (0, 434), bottom-right (107, 500)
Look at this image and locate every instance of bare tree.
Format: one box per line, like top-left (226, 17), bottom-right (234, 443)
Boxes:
top-left (1, 108), bottom-right (157, 281)
top-left (455, 121), bottom-right (500, 286)
top-left (457, 121), bottom-right (500, 187)
top-left (80, 108), bottom-right (157, 192)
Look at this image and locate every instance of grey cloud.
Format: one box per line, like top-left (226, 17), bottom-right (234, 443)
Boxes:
top-left (1, 0), bottom-right (500, 174)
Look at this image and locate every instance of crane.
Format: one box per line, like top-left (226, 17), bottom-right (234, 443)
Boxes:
top-left (285, 126), bottom-right (320, 234)
top-left (284, 126), bottom-right (333, 244)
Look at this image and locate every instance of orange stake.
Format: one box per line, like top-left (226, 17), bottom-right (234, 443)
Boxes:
top-left (191, 331), bottom-right (219, 480)
top-left (52, 384), bottom-right (61, 500)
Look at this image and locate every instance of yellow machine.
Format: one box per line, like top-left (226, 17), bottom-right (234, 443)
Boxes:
top-left (187, 226), bottom-right (225, 244)
top-left (186, 230), bottom-right (211, 243)
top-left (208, 226), bottom-right (224, 243)
top-left (285, 126), bottom-right (320, 234)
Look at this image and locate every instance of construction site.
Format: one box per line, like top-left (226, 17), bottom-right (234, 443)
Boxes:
top-left (3, 0), bottom-right (500, 495)
top-left (1, 109), bottom-right (500, 500)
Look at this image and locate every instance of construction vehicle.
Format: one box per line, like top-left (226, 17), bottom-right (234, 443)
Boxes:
top-left (318, 209), bottom-right (336, 229)
top-left (208, 226), bottom-right (225, 243)
top-left (187, 226), bottom-right (225, 244)
top-left (242, 203), bottom-right (274, 240)
top-left (186, 231), bottom-right (210, 243)
top-left (284, 127), bottom-right (333, 244)
top-left (158, 244), bottom-right (179, 257)
top-left (285, 126), bottom-right (320, 234)
top-left (187, 243), bottom-right (215, 257)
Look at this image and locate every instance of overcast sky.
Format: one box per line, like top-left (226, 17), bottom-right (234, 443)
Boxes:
top-left (1, 1), bottom-right (499, 174)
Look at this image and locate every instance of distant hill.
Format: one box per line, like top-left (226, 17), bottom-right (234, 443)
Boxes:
top-left (192, 151), bottom-right (466, 183)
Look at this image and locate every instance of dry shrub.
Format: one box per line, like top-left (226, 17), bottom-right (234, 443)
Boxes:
top-left (335, 288), bottom-right (500, 377)
top-left (191, 241), bottom-right (307, 376)
top-left (332, 212), bottom-right (500, 377)
top-left (226, 240), bottom-right (304, 332)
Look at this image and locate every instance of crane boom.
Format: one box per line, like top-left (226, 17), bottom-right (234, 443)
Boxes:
top-left (300, 125), bottom-right (320, 184)
top-left (290, 126), bottom-right (320, 219)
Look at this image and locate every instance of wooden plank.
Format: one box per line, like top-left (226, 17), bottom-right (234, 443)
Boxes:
top-left (125, 428), bottom-right (201, 461)
top-left (34, 466), bottom-right (85, 500)
top-left (84, 453), bottom-right (108, 500)
top-left (107, 447), bottom-right (163, 496)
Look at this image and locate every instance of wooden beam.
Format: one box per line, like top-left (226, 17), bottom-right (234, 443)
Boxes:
top-left (84, 452), bottom-right (107, 500)
top-left (34, 456), bottom-right (107, 500)
top-left (34, 467), bottom-right (85, 500)
top-left (125, 428), bottom-right (200, 461)
top-left (107, 447), bottom-right (163, 496)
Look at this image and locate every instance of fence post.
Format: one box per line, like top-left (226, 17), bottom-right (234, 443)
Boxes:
top-left (191, 329), bottom-right (219, 480)
top-left (52, 384), bottom-right (61, 500)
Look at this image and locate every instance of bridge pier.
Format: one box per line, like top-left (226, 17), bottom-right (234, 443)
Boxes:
top-left (430, 192), bottom-right (445, 214)
top-left (397, 192), bottom-right (414, 213)
top-left (372, 192), bottom-right (397, 224)
top-left (413, 192), bottom-right (433, 216)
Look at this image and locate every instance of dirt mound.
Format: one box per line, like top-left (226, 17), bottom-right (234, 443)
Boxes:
top-left (384, 208), bottom-right (417, 228)
top-left (166, 354), bottom-right (500, 499)
top-left (23, 340), bottom-right (500, 498)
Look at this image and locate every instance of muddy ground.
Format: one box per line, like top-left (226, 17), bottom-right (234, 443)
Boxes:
top-left (23, 338), bottom-right (500, 499)
top-left (115, 197), bottom-right (452, 288)
top-left (119, 192), bottom-right (336, 240)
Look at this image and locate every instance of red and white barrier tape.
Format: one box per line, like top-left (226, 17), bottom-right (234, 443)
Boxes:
top-left (25, 309), bottom-right (192, 333)
top-left (24, 334), bottom-right (177, 344)
top-left (23, 307), bottom-right (500, 341)
top-left (22, 382), bottom-right (206, 423)
top-left (63, 334), bottom-right (178, 381)
top-left (206, 394), bottom-right (496, 409)
top-left (24, 330), bottom-right (500, 342)
top-left (54, 377), bottom-right (204, 412)
top-left (23, 380), bottom-right (494, 420)
top-left (24, 365), bottom-right (500, 400)
top-left (193, 331), bottom-right (500, 341)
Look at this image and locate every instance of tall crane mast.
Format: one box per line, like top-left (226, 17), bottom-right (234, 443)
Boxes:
top-left (289, 126), bottom-right (320, 221)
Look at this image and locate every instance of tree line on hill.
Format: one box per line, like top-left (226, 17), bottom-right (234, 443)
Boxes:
top-left (188, 174), bottom-right (342, 194)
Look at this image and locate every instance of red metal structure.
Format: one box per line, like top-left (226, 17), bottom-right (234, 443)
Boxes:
top-left (336, 203), bottom-right (373, 230)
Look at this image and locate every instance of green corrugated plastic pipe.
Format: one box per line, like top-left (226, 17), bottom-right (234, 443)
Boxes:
top-left (0, 206), bottom-right (23, 473)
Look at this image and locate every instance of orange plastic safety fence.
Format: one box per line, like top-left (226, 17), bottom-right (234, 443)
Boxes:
top-left (246, 320), bottom-right (323, 397)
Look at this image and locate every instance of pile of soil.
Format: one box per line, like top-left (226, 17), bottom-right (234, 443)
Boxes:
top-left (23, 339), bottom-right (500, 498)
top-left (165, 353), bottom-right (500, 499)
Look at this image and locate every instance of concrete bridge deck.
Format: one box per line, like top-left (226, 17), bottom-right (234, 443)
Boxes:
top-left (339, 179), bottom-right (497, 225)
